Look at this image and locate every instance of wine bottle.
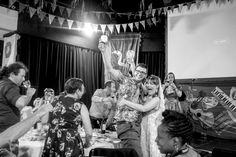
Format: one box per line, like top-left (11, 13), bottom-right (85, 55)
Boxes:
top-left (101, 119), bottom-right (106, 134)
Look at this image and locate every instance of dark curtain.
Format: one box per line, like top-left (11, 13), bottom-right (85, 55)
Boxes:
top-left (139, 51), bottom-right (165, 81)
top-left (17, 34), bottom-right (104, 108)
top-left (0, 40), bottom-right (3, 66)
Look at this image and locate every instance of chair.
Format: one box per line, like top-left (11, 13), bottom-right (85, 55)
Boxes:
top-left (89, 148), bottom-right (139, 157)
top-left (211, 147), bottom-right (236, 157)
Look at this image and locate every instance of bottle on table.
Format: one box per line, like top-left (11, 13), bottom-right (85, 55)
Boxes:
top-left (101, 119), bottom-right (106, 134)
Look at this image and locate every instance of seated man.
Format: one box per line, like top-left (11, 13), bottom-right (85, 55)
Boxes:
top-left (89, 80), bottom-right (116, 130)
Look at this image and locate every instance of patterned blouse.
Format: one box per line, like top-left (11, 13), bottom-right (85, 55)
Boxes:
top-left (114, 77), bottom-right (142, 123)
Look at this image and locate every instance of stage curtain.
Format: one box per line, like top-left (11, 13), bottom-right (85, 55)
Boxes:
top-left (17, 34), bottom-right (104, 108)
top-left (138, 51), bottom-right (165, 81)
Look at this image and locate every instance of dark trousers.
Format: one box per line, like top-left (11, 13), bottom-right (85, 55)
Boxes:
top-left (116, 121), bottom-right (143, 157)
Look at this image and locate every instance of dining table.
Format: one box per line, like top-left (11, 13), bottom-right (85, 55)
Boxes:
top-left (18, 128), bottom-right (121, 157)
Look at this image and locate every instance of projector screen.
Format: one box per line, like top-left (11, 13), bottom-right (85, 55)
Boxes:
top-left (167, 1), bottom-right (236, 79)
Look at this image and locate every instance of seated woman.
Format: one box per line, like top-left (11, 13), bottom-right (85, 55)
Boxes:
top-left (41, 78), bottom-right (92, 157)
top-left (163, 72), bottom-right (184, 113)
top-left (155, 110), bottom-right (200, 157)
top-left (118, 75), bottom-right (165, 157)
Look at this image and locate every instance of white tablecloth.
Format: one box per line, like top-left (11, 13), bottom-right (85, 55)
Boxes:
top-left (19, 129), bottom-right (120, 157)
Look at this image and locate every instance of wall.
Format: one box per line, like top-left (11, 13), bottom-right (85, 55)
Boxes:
top-left (0, 6), bottom-right (18, 39)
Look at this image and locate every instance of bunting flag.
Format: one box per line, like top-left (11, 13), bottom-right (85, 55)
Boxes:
top-left (2, 34), bottom-right (20, 66)
top-left (107, 24), bottom-right (114, 34)
top-left (67, 19), bottom-right (73, 29)
top-left (140, 20), bottom-right (145, 29)
top-left (48, 14), bottom-right (55, 24)
top-left (29, 7), bottom-right (36, 18)
top-left (66, 8), bottom-right (72, 17)
top-left (8, 0), bottom-right (232, 34)
top-left (38, 11), bottom-right (46, 21)
top-left (115, 24), bottom-right (120, 34)
top-left (19, 2), bottom-right (27, 13)
top-left (34, 0), bottom-right (39, 5)
top-left (135, 22), bottom-right (139, 30)
top-left (100, 25), bottom-right (106, 34)
top-left (122, 24), bottom-right (127, 32)
top-left (151, 17), bottom-right (157, 26)
top-left (9, 0), bottom-right (17, 8)
top-left (58, 17), bottom-right (65, 26)
top-left (58, 6), bottom-right (64, 15)
top-left (128, 23), bottom-right (133, 32)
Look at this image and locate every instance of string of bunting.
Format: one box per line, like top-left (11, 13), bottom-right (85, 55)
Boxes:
top-left (8, 0), bottom-right (233, 34)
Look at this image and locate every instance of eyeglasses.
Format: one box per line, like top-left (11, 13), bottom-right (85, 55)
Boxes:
top-left (135, 69), bottom-right (147, 75)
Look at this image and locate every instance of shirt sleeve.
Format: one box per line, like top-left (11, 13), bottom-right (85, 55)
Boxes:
top-left (5, 85), bottom-right (21, 107)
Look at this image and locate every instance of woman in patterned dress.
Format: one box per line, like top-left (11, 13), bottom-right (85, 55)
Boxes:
top-left (42, 78), bottom-right (92, 157)
top-left (118, 75), bottom-right (165, 157)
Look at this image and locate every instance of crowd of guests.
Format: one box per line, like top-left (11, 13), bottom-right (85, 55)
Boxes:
top-left (0, 37), bottom-right (199, 157)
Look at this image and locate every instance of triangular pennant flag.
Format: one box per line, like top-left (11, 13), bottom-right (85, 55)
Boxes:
top-left (9, 0), bottom-right (17, 8)
top-left (145, 10), bottom-right (149, 18)
top-left (115, 24), bottom-right (120, 34)
top-left (170, 5), bottom-right (175, 13)
top-left (163, 7), bottom-right (168, 15)
top-left (29, 7), bottom-right (37, 18)
top-left (66, 8), bottom-right (72, 17)
top-left (146, 19), bottom-right (152, 27)
top-left (158, 8), bottom-right (162, 15)
top-left (196, 0), bottom-right (202, 9)
top-left (100, 25), bottom-right (106, 34)
top-left (127, 12), bottom-right (132, 20)
top-left (107, 12), bottom-right (112, 20)
top-left (101, 12), bottom-right (106, 19)
top-left (178, 4), bottom-right (184, 12)
top-left (152, 9), bottom-right (156, 17)
top-left (51, 3), bottom-right (57, 13)
top-left (67, 19), bottom-right (73, 29)
top-left (139, 11), bottom-right (143, 19)
top-left (128, 23), bottom-right (133, 32)
top-left (34, 0), bottom-right (39, 5)
top-left (44, 1), bottom-right (49, 8)
top-left (148, 3), bottom-right (152, 14)
top-left (134, 22), bottom-right (139, 30)
top-left (122, 24), bottom-right (127, 32)
top-left (151, 17), bottom-right (157, 26)
top-left (19, 2), bottom-right (26, 13)
top-left (107, 24), bottom-right (114, 33)
top-left (48, 14), bottom-right (55, 24)
top-left (95, 12), bottom-right (101, 20)
top-left (205, 0), bottom-right (212, 8)
top-left (38, 11), bottom-right (46, 21)
top-left (139, 0), bottom-right (145, 10)
top-left (38, 0), bottom-right (44, 10)
top-left (58, 6), bottom-right (64, 15)
top-left (140, 20), bottom-right (145, 30)
top-left (58, 17), bottom-right (65, 26)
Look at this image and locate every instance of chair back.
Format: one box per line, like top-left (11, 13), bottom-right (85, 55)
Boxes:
top-left (89, 148), bottom-right (139, 157)
top-left (211, 147), bottom-right (236, 157)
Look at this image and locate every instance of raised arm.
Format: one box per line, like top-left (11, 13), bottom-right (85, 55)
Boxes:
top-left (118, 97), bottom-right (160, 112)
top-left (0, 103), bottom-right (52, 147)
top-left (98, 40), bottom-right (124, 81)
